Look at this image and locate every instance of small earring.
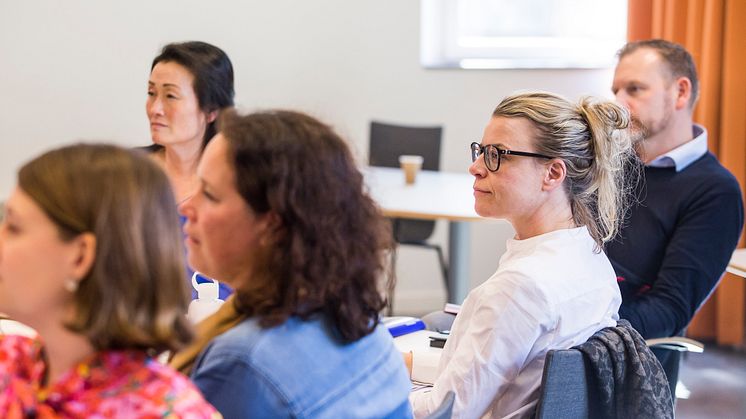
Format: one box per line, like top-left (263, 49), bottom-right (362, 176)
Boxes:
top-left (64, 278), bottom-right (79, 293)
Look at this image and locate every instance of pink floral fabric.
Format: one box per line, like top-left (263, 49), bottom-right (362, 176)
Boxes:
top-left (0, 335), bottom-right (219, 418)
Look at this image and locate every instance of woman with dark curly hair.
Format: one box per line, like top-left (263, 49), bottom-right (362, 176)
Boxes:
top-left (170, 109), bottom-right (412, 418)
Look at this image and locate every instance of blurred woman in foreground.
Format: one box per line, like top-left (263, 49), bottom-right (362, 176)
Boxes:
top-left (0, 144), bottom-right (217, 417)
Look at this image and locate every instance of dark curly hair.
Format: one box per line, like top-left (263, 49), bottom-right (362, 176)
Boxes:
top-left (219, 109), bottom-right (393, 343)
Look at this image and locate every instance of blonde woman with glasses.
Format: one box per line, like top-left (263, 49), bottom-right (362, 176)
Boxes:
top-left (407, 91), bottom-right (637, 418)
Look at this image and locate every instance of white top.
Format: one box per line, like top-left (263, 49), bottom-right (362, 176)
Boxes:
top-left (410, 227), bottom-right (621, 418)
top-left (648, 124), bottom-right (707, 172)
top-left (0, 318), bottom-right (37, 338)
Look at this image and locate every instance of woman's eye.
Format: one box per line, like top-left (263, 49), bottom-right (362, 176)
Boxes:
top-left (202, 189), bottom-right (217, 202)
top-left (2, 222), bottom-right (20, 234)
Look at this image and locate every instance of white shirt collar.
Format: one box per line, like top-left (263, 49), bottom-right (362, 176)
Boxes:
top-left (647, 124), bottom-right (708, 172)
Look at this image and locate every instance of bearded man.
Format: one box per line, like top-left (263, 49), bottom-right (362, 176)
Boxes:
top-left (608, 39), bottom-right (743, 341)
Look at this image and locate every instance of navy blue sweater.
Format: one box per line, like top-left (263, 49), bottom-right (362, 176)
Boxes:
top-left (606, 152), bottom-right (744, 339)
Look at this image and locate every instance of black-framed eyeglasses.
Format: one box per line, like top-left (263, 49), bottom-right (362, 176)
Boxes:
top-left (470, 142), bottom-right (553, 172)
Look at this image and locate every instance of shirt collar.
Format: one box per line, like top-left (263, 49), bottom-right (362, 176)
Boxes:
top-left (647, 124), bottom-right (708, 171)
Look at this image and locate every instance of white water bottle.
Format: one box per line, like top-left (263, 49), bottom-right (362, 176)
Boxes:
top-left (187, 272), bottom-right (224, 323)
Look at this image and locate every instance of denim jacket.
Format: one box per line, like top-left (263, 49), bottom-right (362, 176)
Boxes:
top-left (191, 315), bottom-right (413, 418)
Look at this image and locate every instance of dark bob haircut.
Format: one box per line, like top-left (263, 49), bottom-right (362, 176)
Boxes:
top-left (219, 109), bottom-right (393, 343)
top-left (152, 41), bottom-right (235, 146)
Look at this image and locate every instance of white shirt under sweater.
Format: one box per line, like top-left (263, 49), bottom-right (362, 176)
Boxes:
top-left (410, 226), bottom-right (621, 419)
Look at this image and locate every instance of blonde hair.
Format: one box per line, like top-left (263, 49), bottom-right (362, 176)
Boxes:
top-left (493, 91), bottom-right (637, 246)
top-left (19, 144), bottom-right (193, 352)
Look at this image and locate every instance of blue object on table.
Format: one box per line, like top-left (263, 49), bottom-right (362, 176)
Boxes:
top-left (383, 316), bottom-right (426, 337)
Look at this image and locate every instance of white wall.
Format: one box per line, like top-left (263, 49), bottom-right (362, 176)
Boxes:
top-left (0, 0), bottom-right (617, 314)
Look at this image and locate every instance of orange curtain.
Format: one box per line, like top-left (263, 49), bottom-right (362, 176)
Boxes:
top-left (628, 0), bottom-right (746, 346)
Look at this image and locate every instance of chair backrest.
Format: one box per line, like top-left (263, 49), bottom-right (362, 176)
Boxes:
top-left (369, 121), bottom-right (442, 171)
top-left (424, 391), bottom-right (455, 419)
top-left (369, 121), bottom-right (443, 243)
top-left (536, 322), bottom-right (674, 419)
top-left (534, 349), bottom-right (591, 419)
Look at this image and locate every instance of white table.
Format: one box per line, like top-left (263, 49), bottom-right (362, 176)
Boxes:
top-left (727, 248), bottom-right (746, 278)
top-left (393, 330), bottom-right (446, 385)
top-left (364, 167), bottom-right (483, 303)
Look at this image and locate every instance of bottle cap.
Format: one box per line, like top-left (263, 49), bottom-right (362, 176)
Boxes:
top-left (192, 272), bottom-right (220, 301)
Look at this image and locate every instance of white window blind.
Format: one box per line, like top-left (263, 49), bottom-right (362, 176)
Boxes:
top-left (421, 0), bottom-right (628, 69)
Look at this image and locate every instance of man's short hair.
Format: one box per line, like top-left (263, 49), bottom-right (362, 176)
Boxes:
top-left (618, 39), bottom-right (699, 108)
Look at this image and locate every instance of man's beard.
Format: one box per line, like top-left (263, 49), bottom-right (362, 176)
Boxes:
top-left (630, 99), bottom-right (674, 144)
top-left (629, 117), bottom-right (649, 145)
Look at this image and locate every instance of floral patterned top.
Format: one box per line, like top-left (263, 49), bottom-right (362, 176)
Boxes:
top-left (0, 335), bottom-right (220, 418)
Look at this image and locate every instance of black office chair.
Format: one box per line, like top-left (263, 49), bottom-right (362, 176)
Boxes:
top-left (369, 121), bottom-right (449, 311)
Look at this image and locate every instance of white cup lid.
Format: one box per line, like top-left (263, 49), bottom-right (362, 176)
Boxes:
top-left (398, 155), bottom-right (424, 164)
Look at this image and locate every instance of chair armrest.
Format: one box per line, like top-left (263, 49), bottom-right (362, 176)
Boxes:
top-left (646, 336), bottom-right (704, 353)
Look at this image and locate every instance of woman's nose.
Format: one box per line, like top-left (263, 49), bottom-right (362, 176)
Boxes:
top-left (147, 96), bottom-right (164, 116)
top-left (469, 156), bottom-right (485, 177)
top-left (178, 195), bottom-right (195, 219)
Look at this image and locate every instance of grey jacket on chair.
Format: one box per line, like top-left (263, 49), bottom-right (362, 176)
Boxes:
top-left (575, 319), bottom-right (674, 419)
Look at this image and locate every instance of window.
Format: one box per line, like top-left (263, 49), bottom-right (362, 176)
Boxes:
top-left (421, 0), bottom-right (628, 69)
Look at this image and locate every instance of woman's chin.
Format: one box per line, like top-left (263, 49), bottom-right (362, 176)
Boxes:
top-left (186, 257), bottom-right (208, 278)
top-left (474, 203), bottom-right (499, 219)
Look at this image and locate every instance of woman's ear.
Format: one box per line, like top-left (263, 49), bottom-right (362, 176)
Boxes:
top-left (69, 232), bottom-right (96, 281)
top-left (543, 159), bottom-right (567, 192)
top-left (207, 110), bottom-right (219, 124)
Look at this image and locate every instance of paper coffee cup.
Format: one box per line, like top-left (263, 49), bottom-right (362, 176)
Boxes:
top-left (399, 155), bottom-right (424, 184)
